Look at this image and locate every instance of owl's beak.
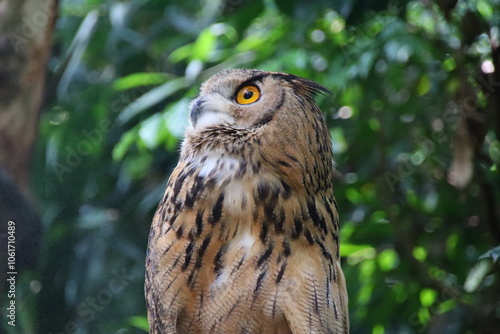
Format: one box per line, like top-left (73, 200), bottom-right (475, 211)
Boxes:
top-left (189, 96), bottom-right (233, 129)
top-left (190, 99), bottom-right (204, 127)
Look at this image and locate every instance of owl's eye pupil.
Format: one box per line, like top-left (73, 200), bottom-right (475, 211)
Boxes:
top-left (243, 91), bottom-right (253, 99)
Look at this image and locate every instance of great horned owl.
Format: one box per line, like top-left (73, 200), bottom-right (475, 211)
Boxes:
top-left (145, 69), bottom-right (349, 334)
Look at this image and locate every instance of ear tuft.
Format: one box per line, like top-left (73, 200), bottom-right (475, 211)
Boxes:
top-left (272, 73), bottom-right (331, 99)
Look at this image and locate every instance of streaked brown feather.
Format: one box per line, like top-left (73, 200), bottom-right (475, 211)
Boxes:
top-left (145, 69), bottom-right (349, 334)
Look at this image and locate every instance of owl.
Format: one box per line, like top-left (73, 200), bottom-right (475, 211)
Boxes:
top-left (145, 69), bottom-right (349, 334)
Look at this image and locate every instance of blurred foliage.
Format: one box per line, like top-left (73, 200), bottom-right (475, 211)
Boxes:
top-left (2, 0), bottom-right (500, 333)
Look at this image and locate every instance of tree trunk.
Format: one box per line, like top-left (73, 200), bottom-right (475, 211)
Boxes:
top-left (0, 0), bottom-right (57, 190)
top-left (0, 0), bottom-right (58, 324)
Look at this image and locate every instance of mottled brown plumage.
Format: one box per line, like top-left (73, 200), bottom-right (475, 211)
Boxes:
top-left (145, 69), bottom-right (349, 333)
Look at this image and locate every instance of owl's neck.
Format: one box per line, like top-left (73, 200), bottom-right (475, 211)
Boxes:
top-left (163, 144), bottom-right (339, 268)
top-left (184, 148), bottom-right (285, 214)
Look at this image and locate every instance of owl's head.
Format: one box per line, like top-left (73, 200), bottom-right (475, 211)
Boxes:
top-left (183, 69), bottom-right (333, 192)
top-left (188, 69), bottom-right (329, 131)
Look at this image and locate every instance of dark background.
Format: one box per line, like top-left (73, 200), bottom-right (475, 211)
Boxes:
top-left (0, 0), bottom-right (499, 333)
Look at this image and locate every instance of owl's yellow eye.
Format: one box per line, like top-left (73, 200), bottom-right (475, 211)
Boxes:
top-left (236, 85), bottom-right (261, 104)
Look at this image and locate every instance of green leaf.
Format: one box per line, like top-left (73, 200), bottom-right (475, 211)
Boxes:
top-left (346, 246), bottom-right (377, 264)
top-left (330, 127), bottom-right (347, 154)
top-left (446, 233), bottom-right (459, 257)
top-left (417, 74), bottom-right (431, 95)
top-left (488, 141), bottom-right (500, 164)
top-left (418, 306), bottom-right (431, 324)
top-left (368, 118), bottom-right (380, 132)
top-left (345, 188), bottom-right (362, 204)
top-left (419, 288), bottom-right (437, 307)
top-left (378, 248), bottom-right (398, 272)
top-left (129, 316), bottom-right (149, 332)
top-left (437, 299), bottom-right (457, 314)
top-left (477, 0), bottom-right (493, 19)
top-left (357, 283), bottom-right (374, 305)
top-left (191, 28), bottom-right (217, 61)
top-left (139, 113), bottom-right (164, 150)
top-left (371, 210), bottom-right (388, 224)
top-left (413, 246), bottom-right (427, 262)
top-left (112, 129), bottom-right (138, 161)
top-left (341, 243), bottom-right (375, 257)
top-left (372, 324), bottom-right (385, 334)
top-left (442, 55), bottom-right (456, 72)
top-left (169, 44), bottom-right (194, 64)
top-left (117, 77), bottom-right (188, 124)
top-left (113, 73), bottom-right (170, 91)
top-left (123, 154), bottom-right (153, 180)
top-left (163, 98), bottom-right (190, 139)
top-left (464, 259), bottom-right (493, 292)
